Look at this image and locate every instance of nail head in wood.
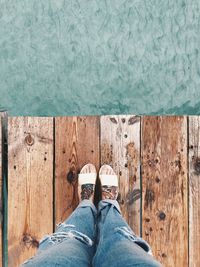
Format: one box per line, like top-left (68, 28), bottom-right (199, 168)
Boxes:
top-left (158, 211), bottom-right (166, 220)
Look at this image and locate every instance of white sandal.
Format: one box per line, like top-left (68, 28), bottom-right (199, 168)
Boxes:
top-left (78, 163), bottom-right (97, 201)
top-left (78, 172), bottom-right (97, 185)
top-left (99, 164), bottom-right (119, 200)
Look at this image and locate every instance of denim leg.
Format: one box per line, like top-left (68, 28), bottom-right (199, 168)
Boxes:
top-left (93, 200), bottom-right (163, 267)
top-left (21, 200), bottom-right (97, 267)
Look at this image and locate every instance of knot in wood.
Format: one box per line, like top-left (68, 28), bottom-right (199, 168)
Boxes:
top-left (158, 211), bottom-right (166, 220)
top-left (145, 217), bottom-right (150, 223)
top-left (145, 189), bottom-right (155, 207)
top-left (23, 233), bottom-right (39, 248)
top-left (155, 177), bottom-right (160, 183)
top-left (128, 116), bottom-right (140, 125)
top-left (25, 134), bottom-right (34, 146)
top-left (110, 117), bottom-right (118, 124)
top-left (194, 157), bottom-right (200, 174)
top-left (67, 170), bottom-right (76, 183)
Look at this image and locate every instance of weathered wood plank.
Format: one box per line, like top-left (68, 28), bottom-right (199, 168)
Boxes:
top-left (55, 116), bottom-right (100, 225)
top-left (189, 116), bottom-right (200, 267)
top-left (141, 116), bottom-right (188, 267)
top-left (8, 117), bottom-right (53, 267)
top-left (100, 115), bottom-right (141, 235)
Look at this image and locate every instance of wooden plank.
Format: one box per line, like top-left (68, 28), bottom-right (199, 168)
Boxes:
top-left (141, 116), bottom-right (188, 267)
top-left (100, 115), bottom-right (141, 235)
top-left (55, 116), bottom-right (100, 225)
top-left (8, 117), bottom-right (53, 267)
top-left (189, 116), bottom-right (200, 267)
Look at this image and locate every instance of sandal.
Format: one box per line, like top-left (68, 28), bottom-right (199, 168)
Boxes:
top-left (99, 164), bottom-right (119, 200)
top-left (78, 163), bottom-right (97, 202)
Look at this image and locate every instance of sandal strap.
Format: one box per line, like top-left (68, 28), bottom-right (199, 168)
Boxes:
top-left (102, 185), bottom-right (118, 200)
top-left (81, 184), bottom-right (94, 200)
top-left (99, 174), bottom-right (118, 187)
top-left (78, 173), bottom-right (96, 185)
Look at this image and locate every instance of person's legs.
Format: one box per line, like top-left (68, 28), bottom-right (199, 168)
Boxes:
top-left (93, 200), bottom-right (162, 267)
top-left (21, 200), bottom-right (97, 267)
top-left (93, 164), bottom-right (162, 267)
top-left (21, 163), bottom-right (98, 267)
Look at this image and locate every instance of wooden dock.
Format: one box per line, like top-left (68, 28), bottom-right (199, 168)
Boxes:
top-left (0, 114), bottom-right (199, 267)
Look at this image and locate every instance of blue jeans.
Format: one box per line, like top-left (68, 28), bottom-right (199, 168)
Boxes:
top-left (21, 200), bottom-right (162, 267)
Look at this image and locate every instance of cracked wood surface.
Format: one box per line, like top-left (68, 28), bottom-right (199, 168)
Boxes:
top-left (142, 116), bottom-right (188, 267)
top-left (8, 117), bottom-right (53, 267)
top-left (4, 115), bottom-right (200, 267)
top-left (189, 116), bottom-right (200, 267)
top-left (55, 116), bottom-right (100, 224)
top-left (100, 115), bottom-right (141, 235)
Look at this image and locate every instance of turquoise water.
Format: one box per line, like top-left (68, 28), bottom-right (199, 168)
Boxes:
top-left (0, 0), bottom-right (200, 116)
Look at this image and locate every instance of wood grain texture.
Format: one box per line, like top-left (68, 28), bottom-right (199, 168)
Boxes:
top-left (55, 116), bottom-right (100, 225)
top-left (189, 116), bottom-right (200, 267)
top-left (8, 117), bottom-right (53, 267)
top-left (141, 116), bottom-right (188, 267)
top-left (100, 115), bottom-right (141, 235)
